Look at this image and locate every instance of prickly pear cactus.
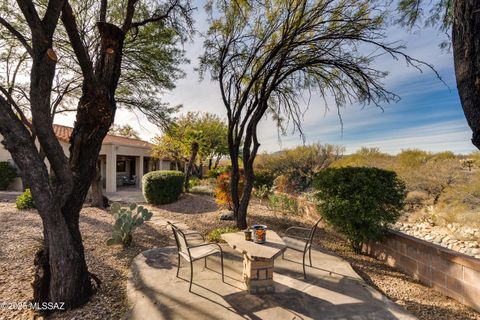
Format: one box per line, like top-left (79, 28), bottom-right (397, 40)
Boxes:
top-left (107, 202), bottom-right (154, 247)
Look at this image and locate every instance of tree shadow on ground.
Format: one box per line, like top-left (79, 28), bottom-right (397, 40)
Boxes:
top-left (155, 193), bottom-right (219, 214)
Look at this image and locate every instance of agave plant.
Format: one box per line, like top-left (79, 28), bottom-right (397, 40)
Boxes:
top-left (107, 202), bottom-right (153, 247)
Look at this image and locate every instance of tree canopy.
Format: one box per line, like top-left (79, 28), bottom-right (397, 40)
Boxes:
top-left (152, 111), bottom-right (229, 172)
top-left (200, 0), bottom-right (433, 228)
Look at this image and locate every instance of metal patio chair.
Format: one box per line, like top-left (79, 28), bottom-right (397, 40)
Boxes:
top-left (282, 217), bottom-right (323, 279)
top-left (168, 222), bottom-right (224, 292)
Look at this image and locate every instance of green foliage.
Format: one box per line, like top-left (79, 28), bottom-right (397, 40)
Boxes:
top-left (108, 124), bottom-right (140, 139)
top-left (267, 193), bottom-right (300, 216)
top-left (107, 203), bottom-right (153, 247)
top-left (253, 168), bottom-right (276, 189)
top-left (0, 161), bottom-right (17, 190)
top-left (189, 177), bottom-right (201, 189)
top-left (152, 112), bottom-right (229, 171)
top-left (314, 167), bottom-right (406, 253)
top-left (397, 0), bottom-right (453, 34)
top-left (142, 170), bottom-right (185, 205)
top-left (207, 226), bottom-right (239, 243)
top-left (253, 184), bottom-right (271, 199)
top-left (333, 147), bottom-right (391, 168)
top-left (207, 166), bottom-right (229, 179)
top-left (15, 189), bottom-right (35, 210)
top-left (255, 144), bottom-right (344, 192)
top-left (397, 148), bottom-right (431, 167)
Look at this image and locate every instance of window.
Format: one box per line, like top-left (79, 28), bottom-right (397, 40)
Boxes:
top-left (116, 161), bottom-right (126, 172)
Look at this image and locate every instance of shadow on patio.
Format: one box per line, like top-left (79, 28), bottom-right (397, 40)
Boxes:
top-left (126, 245), bottom-right (415, 320)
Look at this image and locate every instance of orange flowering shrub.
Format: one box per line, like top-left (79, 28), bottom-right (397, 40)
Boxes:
top-left (215, 170), bottom-right (244, 209)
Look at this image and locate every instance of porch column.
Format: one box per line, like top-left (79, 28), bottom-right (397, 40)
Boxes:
top-left (136, 155), bottom-right (144, 188)
top-left (105, 147), bottom-right (117, 193)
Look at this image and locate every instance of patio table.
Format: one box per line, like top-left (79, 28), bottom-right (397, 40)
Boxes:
top-left (221, 230), bottom-right (287, 294)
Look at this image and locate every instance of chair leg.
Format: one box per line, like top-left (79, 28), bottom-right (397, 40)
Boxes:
top-left (176, 254), bottom-right (180, 278)
top-left (309, 246), bottom-right (312, 267)
top-left (189, 259), bottom-right (194, 292)
top-left (302, 250), bottom-right (307, 279)
top-left (204, 257), bottom-right (207, 268)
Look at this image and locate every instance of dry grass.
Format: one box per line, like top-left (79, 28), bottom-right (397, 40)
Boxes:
top-left (0, 191), bottom-right (479, 319)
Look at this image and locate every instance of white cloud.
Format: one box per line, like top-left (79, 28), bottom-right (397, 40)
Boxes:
top-left (54, 2), bottom-right (474, 155)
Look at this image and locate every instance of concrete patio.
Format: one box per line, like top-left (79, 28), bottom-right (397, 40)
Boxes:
top-left (127, 243), bottom-right (415, 319)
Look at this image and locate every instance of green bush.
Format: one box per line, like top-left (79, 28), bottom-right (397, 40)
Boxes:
top-left (253, 169), bottom-right (276, 189)
top-left (253, 185), bottom-right (271, 199)
top-left (207, 166), bottom-right (230, 179)
top-left (142, 170), bottom-right (185, 205)
top-left (189, 177), bottom-right (201, 189)
top-left (207, 226), bottom-right (240, 243)
top-left (107, 203), bottom-right (153, 247)
top-left (314, 167), bottom-right (406, 253)
top-left (0, 161), bottom-right (17, 190)
top-left (267, 193), bottom-right (300, 216)
top-left (16, 189), bottom-right (35, 210)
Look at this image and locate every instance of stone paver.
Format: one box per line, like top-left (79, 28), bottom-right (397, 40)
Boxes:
top-left (105, 189), bottom-right (145, 204)
top-left (127, 242), bottom-right (416, 320)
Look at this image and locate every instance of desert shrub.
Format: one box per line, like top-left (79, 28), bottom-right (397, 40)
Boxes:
top-left (397, 149), bottom-right (431, 168)
top-left (433, 172), bottom-right (480, 227)
top-left (314, 167), bottom-right (406, 253)
top-left (107, 203), bottom-right (153, 247)
top-left (207, 226), bottom-right (240, 242)
top-left (255, 143), bottom-right (344, 191)
top-left (397, 159), bottom-right (465, 205)
top-left (253, 185), bottom-right (271, 199)
top-left (253, 169), bottom-right (276, 189)
top-left (207, 166), bottom-right (229, 179)
top-left (267, 193), bottom-right (300, 216)
top-left (189, 177), bottom-right (201, 188)
top-left (332, 147), bottom-right (392, 169)
top-left (404, 191), bottom-right (430, 212)
top-left (16, 189), bottom-right (35, 210)
top-left (215, 170), bottom-right (244, 209)
top-left (0, 161), bottom-right (17, 190)
top-left (142, 170), bottom-right (184, 205)
top-left (272, 175), bottom-right (299, 194)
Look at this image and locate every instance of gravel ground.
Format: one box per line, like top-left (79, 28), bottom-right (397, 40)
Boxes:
top-left (0, 195), bottom-right (171, 320)
top-left (0, 192), bottom-right (479, 320)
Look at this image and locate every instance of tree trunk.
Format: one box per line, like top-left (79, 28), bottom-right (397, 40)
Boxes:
top-left (184, 141), bottom-right (199, 192)
top-left (453, 0), bottom-right (480, 149)
top-left (34, 207), bottom-right (92, 308)
top-left (90, 161), bottom-right (104, 208)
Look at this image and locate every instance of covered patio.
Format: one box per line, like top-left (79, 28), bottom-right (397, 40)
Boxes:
top-left (97, 136), bottom-right (171, 193)
top-left (127, 242), bottom-right (415, 320)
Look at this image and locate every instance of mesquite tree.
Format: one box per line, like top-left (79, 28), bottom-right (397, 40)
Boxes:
top-left (397, 0), bottom-right (480, 150)
top-left (200, 0), bottom-right (434, 228)
top-left (0, 0), bottom-right (191, 309)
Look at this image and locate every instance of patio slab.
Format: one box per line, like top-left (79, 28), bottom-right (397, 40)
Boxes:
top-left (126, 243), bottom-right (416, 320)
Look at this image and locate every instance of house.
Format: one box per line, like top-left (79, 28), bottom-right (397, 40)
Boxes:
top-left (0, 124), bottom-right (171, 193)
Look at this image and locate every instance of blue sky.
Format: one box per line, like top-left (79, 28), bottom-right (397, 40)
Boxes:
top-left (55, 1), bottom-right (476, 155)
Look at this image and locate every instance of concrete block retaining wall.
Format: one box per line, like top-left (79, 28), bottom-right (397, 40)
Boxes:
top-left (362, 230), bottom-right (480, 312)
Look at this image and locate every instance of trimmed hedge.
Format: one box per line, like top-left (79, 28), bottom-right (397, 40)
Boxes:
top-left (314, 167), bottom-right (406, 253)
top-left (0, 161), bottom-right (17, 190)
top-left (142, 170), bottom-right (184, 205)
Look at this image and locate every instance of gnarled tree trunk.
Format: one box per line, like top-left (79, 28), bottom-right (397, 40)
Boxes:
top-left (184, 141), bottom-right (199, 192)
top-left (453, 0), bottom-right (480, 149)
top-left (89, 160), bottom-right (105, 208)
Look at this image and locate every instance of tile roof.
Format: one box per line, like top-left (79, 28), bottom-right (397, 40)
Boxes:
top-left (53, 124), bottom-right (153, 148)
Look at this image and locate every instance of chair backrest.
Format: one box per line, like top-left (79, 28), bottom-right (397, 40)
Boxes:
top-left (167, 221), bottom-right (189, 254)
top-left (307, 217), bottom-right (323, 245)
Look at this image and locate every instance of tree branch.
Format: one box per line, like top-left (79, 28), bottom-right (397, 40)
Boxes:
top-left (0, 17), bottom-right (33, 55)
